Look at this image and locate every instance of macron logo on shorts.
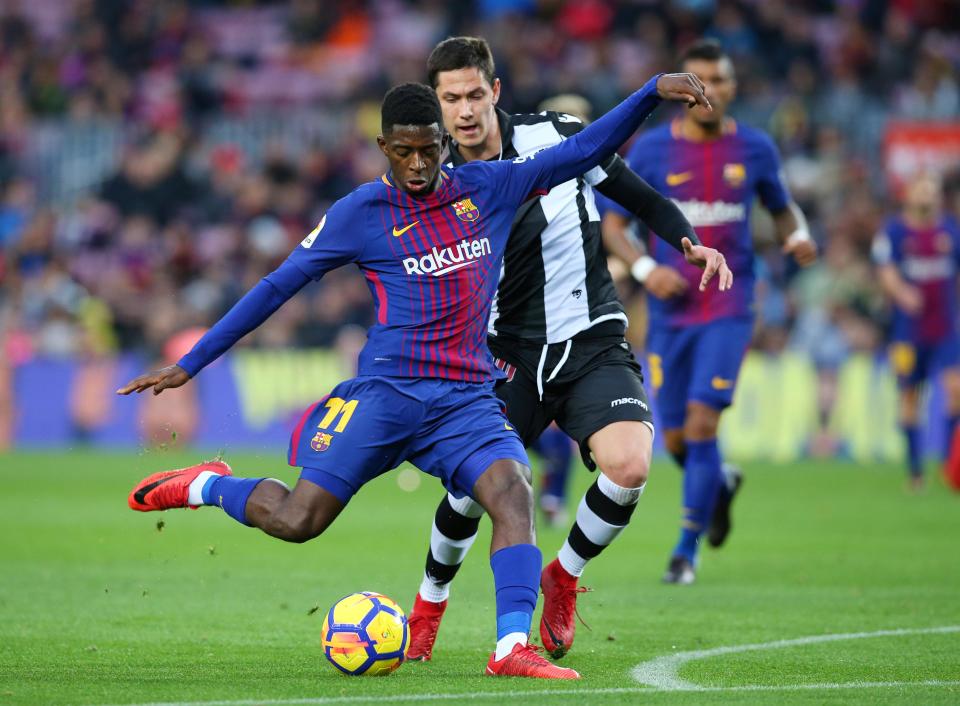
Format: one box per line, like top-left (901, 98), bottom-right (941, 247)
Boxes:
top-left (611, 397), bottom-right (649, 411)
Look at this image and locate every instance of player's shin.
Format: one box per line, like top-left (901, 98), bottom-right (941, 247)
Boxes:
top-left (901, 424), bottom-right (923, 478)
top-left (490, 543), bottom-right (542, 659)
top-left (673, 439), bottom-right (723, 562)
top-left (558, 473), bottom-right (645, 577)
top-left (419, 493), bottom-right (483, 602)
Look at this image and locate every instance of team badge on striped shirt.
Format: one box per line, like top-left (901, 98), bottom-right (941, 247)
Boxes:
top-left (453, 198), bottom-right (480, 222)
top-left (723, 163), bottom-right (746, 187)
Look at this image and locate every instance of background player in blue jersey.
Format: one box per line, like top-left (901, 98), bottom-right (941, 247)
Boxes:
top-left (872, 174), bottom-right (960, 491)
top-left (117, 75), bottom-right (712, 677)
top-left (604, 40), bottom-right (818, 585)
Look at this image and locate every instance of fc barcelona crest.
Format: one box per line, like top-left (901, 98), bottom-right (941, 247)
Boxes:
top-left (453, 198), bottom-right (480, 222)
top-left (311, 432), bottom-right (333, 452)
top-left (723, 163), bottom-right (746, 187)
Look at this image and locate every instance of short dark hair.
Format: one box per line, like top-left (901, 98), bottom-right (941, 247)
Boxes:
top-left (679, 38), bottom-right (728, 67)
top-left (380, 83), bottom-right (443, 133)
top-left (427, 36), bottom-right (496, 88)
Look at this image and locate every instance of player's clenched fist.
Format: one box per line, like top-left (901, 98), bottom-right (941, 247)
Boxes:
top-left (656, 73), bottom-right (712, 111)
top-left (117, 364), bottom-right (190, 396)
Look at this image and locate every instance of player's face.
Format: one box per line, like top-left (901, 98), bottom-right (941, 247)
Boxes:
top-left (377, 124), bottom-right (447, 198)
top-left (434, 68), bottom-right (501, 149)
top-left (683, 58), bottom-right (736, 126)
top-left (905, 175), bottom-right (942, 215)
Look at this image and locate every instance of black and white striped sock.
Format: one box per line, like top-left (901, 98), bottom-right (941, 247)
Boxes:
top-left (557, 473), bottom-right (645, 577)
top-left (419, 493), bottom-right (484, 602)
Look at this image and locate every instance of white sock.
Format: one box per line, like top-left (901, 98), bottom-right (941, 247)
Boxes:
top-left (187, 471), bottom-right (218, 506)
top-left (494, 632), bottom-right (527, 660)
top-left (447, 492), bottom-right (485, 518)
top-left (597, 472), bottom-right (645, 505)
top-left (557, 540), bottom-right (588, 577)
top-left (419, 574), bottom-right (449, 603)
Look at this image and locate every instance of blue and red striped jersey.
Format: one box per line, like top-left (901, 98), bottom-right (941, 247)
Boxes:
top-left (613, 119), bottom-right (790, 328)
top-left (873, 215), bottom-right (960, 344)
top-left (287, 164), bottom-right (544, 381)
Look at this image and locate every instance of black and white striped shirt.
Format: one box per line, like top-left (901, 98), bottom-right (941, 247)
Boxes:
top-left (446, 109), bottom-right (628, 345)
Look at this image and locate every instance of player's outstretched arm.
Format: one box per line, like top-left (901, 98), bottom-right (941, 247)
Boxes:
top-left (500, 74), bottom-right (710, 201)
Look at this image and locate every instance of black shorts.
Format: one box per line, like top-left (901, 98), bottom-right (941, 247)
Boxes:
top-left (489, 329), bottom-right (654, 470)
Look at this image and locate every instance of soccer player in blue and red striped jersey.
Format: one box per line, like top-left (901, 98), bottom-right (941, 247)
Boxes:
top-left (605, 40), bottom-right (818, 584)
top-left (872, 174), bottom-right (960, 490)
top-left (117, 76), bottom-right (713, 677)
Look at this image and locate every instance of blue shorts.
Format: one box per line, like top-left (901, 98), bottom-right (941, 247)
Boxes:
top-left (890, 336), bottom-right (960, 388)
top-left (287, 376), bottom-right (528, 504)
top-left (646, 317), bottom-right (753, 430)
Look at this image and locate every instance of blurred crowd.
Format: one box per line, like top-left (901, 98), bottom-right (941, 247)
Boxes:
top-left (0, 0), bottom-right (959, 448)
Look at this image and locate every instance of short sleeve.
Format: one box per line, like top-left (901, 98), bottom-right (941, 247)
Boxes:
top-left (287, 192), bottom-right (365, 279)
top-left (754, 134), bottom-right (791, 213)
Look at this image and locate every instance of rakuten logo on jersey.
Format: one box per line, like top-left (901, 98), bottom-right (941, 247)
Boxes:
top-left (904, 256), bottom-right (953, 282)
top-left (673, 199), bottom-right (746, 227)
top-left (403, 237), bottom-right (492, 277)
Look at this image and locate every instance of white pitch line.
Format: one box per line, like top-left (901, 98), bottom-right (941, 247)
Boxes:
top-left (98, 679), bottom-right (960, 706)
top-left (95, 625), bottom-right (960, 706)
top-left (631, 624), bottom-right (960, 691)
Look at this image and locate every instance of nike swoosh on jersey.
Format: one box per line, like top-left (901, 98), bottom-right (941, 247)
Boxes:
top-left (711, 376), bottom-right (734, 390)
top-left (666, 172), bottom-right (694, 186)
top-left (392, 220), bottom-right (420, 237)
top-left (133, 473), bottom-right (181, 505)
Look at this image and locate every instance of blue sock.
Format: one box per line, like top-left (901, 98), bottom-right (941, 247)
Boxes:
top-left (902, 425), bottom-right (922, 478)
top-left (674, 439), bottom-right (723, 563)
top-left (944, 416), bottom-right (959, 459)
top-left (201, 475), bottom-right (264, 526)
top-left (490, 543), bottom-right (541, 641)
top-left (538, 428), bottom-right (573, 501)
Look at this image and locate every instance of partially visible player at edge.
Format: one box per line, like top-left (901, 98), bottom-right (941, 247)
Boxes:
top-left (117, 75), bottom-right (712, 678)
top-left (872, 174), bottom-right (960, 491)
top-left (406, 36), bottom-right (731, 663)
top-left (604, 39), bottom-right (817, 585)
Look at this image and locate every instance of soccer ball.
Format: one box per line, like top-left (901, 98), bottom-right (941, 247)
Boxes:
top-left (321, 591), bottom-right (409, 675)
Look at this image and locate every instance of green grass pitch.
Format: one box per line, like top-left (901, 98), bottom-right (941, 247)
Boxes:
top-left (1, 450), bottom-right (959, 705)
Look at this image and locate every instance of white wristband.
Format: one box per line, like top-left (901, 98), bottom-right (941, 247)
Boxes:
top-left (631, 256), bottom-right (658, 283)
top-left (787, 228), bottom-right (811, 244)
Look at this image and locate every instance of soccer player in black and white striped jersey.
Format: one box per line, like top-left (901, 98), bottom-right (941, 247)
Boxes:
top-left (405, 36), bottom-right (733, 662)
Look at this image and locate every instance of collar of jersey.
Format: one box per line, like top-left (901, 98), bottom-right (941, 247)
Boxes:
top-left (447, 108), bottom-right (515, 167)
top-left (670, 116), bottom-right (738, 142)
top-left (379, 167), bottom-right (455, 206)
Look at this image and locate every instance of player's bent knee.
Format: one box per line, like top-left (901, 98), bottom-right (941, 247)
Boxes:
top-left (474, 461), bottom-right (534, 520)
top-left (663, 429), bottom-right (686, 461)
top-left (597, 453), bottom-right (650, 488)
top-left (591, 422), bottom-right (653, 487)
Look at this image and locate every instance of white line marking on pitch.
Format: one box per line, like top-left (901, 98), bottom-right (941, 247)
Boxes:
top-left (99, 680), bottom-right (960, 706)
top-left (632, 624), bottom-right (960, 691)
top-left (99, 625), bottom-right (960, 706)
